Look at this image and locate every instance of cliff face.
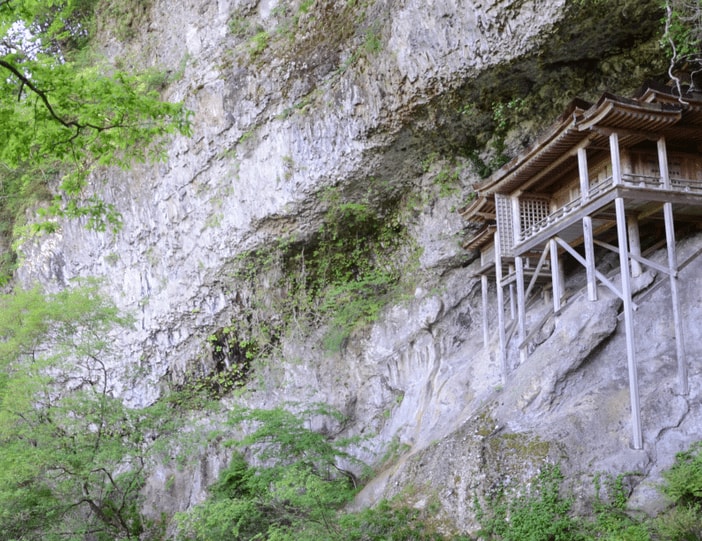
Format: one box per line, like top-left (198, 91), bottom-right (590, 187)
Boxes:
top-left (14, 0), bottom-right (701, 532)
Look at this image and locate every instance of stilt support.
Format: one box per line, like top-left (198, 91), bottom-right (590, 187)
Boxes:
top-left (549, 238), bottom-right (562, 313)
top-left (515, 256), bottom-right (527, 364)
top-left (616, 197), bottom-right (643, 450)
top-left (583, 216), bottom-right (598, 301)
top-left (495, 232), bottom-right (508, 381)
top-left (481, 274), bottom-right (490, 348)
top-left (627, 216), bottom-right (643, 278)
top-left (658, 136), bottom-right (688, 395)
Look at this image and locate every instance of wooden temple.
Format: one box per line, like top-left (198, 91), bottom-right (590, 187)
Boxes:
top-left (460, 83), bottom-right (702, 449)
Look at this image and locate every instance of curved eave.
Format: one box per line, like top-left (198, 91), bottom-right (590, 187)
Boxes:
top-left (459, 195), bottom-right (495, 222)
top-left (478, 118), bottom-right (581, 195)
top-left (639, 88), bottom-right (702, 142)
top-left (576, 94), bottom-right (683, 133)
top-left (462, 224), bottom-right (496, 251)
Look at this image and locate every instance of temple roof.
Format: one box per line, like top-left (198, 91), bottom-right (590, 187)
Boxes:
top-left (460, 84), bottom-right (702, 225)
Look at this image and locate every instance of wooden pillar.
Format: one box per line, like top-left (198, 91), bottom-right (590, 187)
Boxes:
top-left (616, 205), bottom-right (643, 447)
top-left (583, 216), bottom-right (598, 301)
top-left (481, 274), bottom-right (490, 348)
top-left (578, 147), bottom-right (597, 301)
top-left (627, 215), bottom-right (643, 278)
top-left (515, 255), bottom-right (527, 364)
top-left (509, 278), bottom-right (516, 321)
top-left (578, 147), bottom-right (590, 200)
top-left (610, 132), bottom-right (623, 186)
top-left (509, 195), bottom-right (522, 351)
top-left (549, 238), bottom-right (562, 313)
top-left (495, 232), bottom-right (508, 381)
top-left (616, 198), bottom-right (642, 449)
top-left (611, 131), bottom-right (642, 448)
top-left (658, 136), bottom-right (688, 395)
top-left (659, 137), bottom-right (671, 189)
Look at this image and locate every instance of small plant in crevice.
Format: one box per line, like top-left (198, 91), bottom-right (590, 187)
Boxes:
top-left (205, 327), bottom-right (257, 394)
top-left (171, 327), bottom-right (261, 405)
top-left (248, 30), bottom-right (270, 58)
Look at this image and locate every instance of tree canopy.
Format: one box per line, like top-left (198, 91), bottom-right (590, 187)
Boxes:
top-left (0, 0), bottom-right (190, 261)
top-left (0, 284), bottom-right (167, 540)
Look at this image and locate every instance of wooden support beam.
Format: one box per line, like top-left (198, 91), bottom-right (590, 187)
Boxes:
top-left (495, 231), bottom-right (508, 382)
top-left (659, 136), bottom-right (688, 396)
top-left (610, 132), bottom-right (623, 186)
top-left (553, 237), bottom-right (636, 308)
top-left (615, 196), bottom-right (643, 450)
top-left (658, 137), bottom-right (671, 189)
top-left (524, 244), bottom-right (551, 302)
top-left (592, 239), bottom-right (676, 277)
top-left (627, 215), bottom-right (643, 277)
top-left (583, 216), bottom-right (598, 301)
top-left (590, 125), bottom-right (663, 141)
top-left (679, 244), bottom-right (702, 272)
top-left (578, 147), bottom-right (590, 201)
top-left (665, 202), bottom-right (688, 395)
top-left (481, 274), bottom-right (490, 348)
top-left (549, 238), bottom-right (562, 313)
top-left (519, 307), bottom-right (553, 350)
top-left (632, 243), bottom-right (702, 305)
top-left (515, 256), bottom-right (527, 365)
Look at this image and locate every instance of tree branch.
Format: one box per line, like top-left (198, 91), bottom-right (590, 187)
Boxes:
top-left (0, 58), bottom-right (124, 135)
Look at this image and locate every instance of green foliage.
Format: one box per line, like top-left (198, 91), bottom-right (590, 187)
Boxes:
top-left (0, 284), bottom-right (183, 540)
top-left (338, 499), bottom-right (451, 540)
top-left (663, 1), bottom-right (702, 60)
top-left (655, 441), bottom-right (702, 540)
top-left (422, 153), bottom-right (464, 197)
top-left (177, 404), bottom-right (470, 541)
top-left (476, 464), bottom-right (582, 541)
top-left (363, 26), bottom-right (383, 54)
top-left (175, 328), bottom-right (257, 402)
top-left (590, 473), bottom-right (652, 541)
top-left (661, 441), bottom-right (702, 507)
top-left (249, 29), bottom-right (270, 57)
top-left (654, 504), bottom-right (702, 541)
top-left (461, 98), bottom-right (525, 178)
top-left (95, 0), bottom-right (154, 41)
top-left (303, 199), bottom-right (404, 348)
top-left (176, 404), bottom-right (366, 541)
top-left (0, 0), bottom-right (191, 281)
top-left (473, 451), bottom-right (702, 541)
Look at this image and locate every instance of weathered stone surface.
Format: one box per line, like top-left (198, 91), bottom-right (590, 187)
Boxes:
top-left (13, 0), bottom-right (699, 532)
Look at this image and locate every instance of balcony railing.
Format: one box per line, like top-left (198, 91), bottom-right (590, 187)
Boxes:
top-left (518, 173), bottom-right (702, 243)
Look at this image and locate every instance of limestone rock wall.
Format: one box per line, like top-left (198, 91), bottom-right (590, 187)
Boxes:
top-left (14, 0), bottom-right (695, 532)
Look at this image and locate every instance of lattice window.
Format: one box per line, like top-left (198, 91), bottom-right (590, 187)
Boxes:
top-left (520, 196), bottom-right (550, 239)
top-left (495, 194), bottom-right (514, 257)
